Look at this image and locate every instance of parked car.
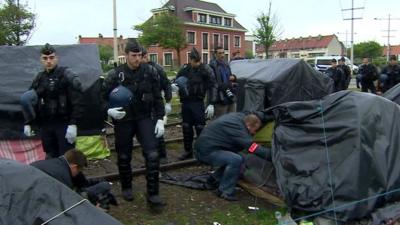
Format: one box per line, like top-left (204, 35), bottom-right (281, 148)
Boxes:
top-left (313, 56), bottom-right (358, 74)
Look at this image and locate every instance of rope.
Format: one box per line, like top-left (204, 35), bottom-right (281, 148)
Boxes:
top-left (40, 199), bottom-right (88, 225)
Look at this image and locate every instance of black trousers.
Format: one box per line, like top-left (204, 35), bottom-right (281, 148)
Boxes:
top-left (361, 80), bottom-right (376, 94)
top-left (114, 117), bottom-right (160, 195)
top-left (181, 101), bottom-right (205, 152)
top-left (40, 120), bottom-right (74, 158)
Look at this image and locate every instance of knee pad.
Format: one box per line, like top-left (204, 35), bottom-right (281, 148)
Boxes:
top-left (117, 153), bottom-right (131, 164)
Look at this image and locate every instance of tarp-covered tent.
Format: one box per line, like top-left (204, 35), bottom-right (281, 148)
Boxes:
top-left (383, 83), bottom-right (400, 105)
top-left (230, 59), bottom-right (334, 111)
top-left (0, 44), bottom-right (109, 159)
top-left (268, 91), bottom-right (400, 221)
top-left (0, 159), bottom-right (122, 225)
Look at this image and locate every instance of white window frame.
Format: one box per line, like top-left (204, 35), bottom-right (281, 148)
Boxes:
top-left (223, 34), bottom-right (230, 51)
top-left (202, 32), bottom-right (209, 50)
top-left (186, 30), bottom-right (196, 45)
top-left (186, 51), bottom-right (191, 64)
top-left (198, 13), bottom-right (207, 23)
top-left (234, 35), bottom-right (241, 47)
top-left (149, 53), bottom-right (158, 63)
top-left (163, 52), bottom-right (173, 67)
top-left (202, 52), bottom-right (209, 64)
top-left (213, 33), bottom-right (220, 49)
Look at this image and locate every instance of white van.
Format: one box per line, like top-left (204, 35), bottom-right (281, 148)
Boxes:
top-left (313, 56), bottom-right (358, 74)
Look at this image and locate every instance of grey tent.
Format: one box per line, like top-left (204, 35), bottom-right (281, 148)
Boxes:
top-left (383, 83), bottom-right (400, 105)
top-left (230, 59), bottom-right (334, 111)
top-left (0, 159), bottom-right (123, 225)
top-left (268, 91), bottom-right (400, 221)
top-left (0, 44), bottom-right (105, 139)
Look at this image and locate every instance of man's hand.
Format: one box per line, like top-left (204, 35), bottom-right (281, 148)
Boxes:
top-left (65, 125), bottom-right (77, 144)
top-left (107, 107), bottom-right (126, 120)
top-left (205, 105), bottom-right (214, 119)
top-left (154, 119), bottom-right (165, 138)
top-left (23, 125), bottom-right (34, 137)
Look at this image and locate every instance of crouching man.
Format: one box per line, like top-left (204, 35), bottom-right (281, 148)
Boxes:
top-left (31, 149), bottom-right (117, 210)
top-left (194, 112), bottom-right (271, 201)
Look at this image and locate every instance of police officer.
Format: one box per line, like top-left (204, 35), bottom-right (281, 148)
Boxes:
top-left (325, 58), bottom-right (345, 92)
top-left (102, 41), bottom-right (166, 208)
top-left (22, 43), bottom-right (83, 158)
top-left (142, 48), bottom-right (172, 164)
top-left (379, 55), bottom-right (400, 93)
top-left (194, 112), bottom-right (271, 201)
top-left (173, 47), bottom-right (217, 160)
top-left (358, 57), bottom-right (378, 94)
top-left (209, 46), bottom-right (237, 119)
top-left (338, 57), bottom-right (351, 90)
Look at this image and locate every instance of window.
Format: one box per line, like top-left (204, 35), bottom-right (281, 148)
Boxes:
top-left (187, 52), bottom-right (191, 63)
top-left (149, 53), bottom-right (158, 63)
top-left (210, 15), bottom-right (222, 25)
top-left (224, 53), bottom-right (229, 62)
top-left (213, 34), bottom-right (219, 49)
top-left (199, 13), bottom-right (207, 23)
top-left (164, 53), bottom-right (173, 66)
top-left (224, 18), bottom-right (232, 27)
top-left (187, 31), bottom-right (195, 44)
top-left (223, 35), bottom-right (229, 50)
top-left (202, 33), bottom-right (208, 50)
top-left (202, 53), bottom-right (208, 64)
top-left (234, 36), bottom-right (241, 47)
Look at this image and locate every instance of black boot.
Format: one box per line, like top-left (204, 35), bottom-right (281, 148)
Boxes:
top-left (118, 153), bottom-right (133, 201)
top-left (179, 123), bottom-right (194, 160)
top-left (146, 152), bottom-right (166, 209)
top-left (121, 188), bottom-right (134, 201)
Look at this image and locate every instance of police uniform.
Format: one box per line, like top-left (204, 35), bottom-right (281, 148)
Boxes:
top-left (338, 63), bottom-right (351, 90)
top-left (148, 61), bottom-right (172, 162)
top-left (103, 61), bottom-right (165, 203)
top-left (325, 66), bottom-right (345, 92)
top-left (175, 60), bottom-right (217, 160)
top-left (194, 112), bottom-right (270, 200)
top-left (359, 63), bottom-right (378, 93)
top-left (380, 64), bottom-right (400, 92)
top-left (27, 46), bottom-right (83, 158)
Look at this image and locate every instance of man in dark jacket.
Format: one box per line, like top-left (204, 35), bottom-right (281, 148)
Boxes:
top-left (209, 46), bottom-right (237, 119)
top-left (358, 57), bottom-right (378, 94)
top-left (31, 149), bottom-right (117, 210)
top-left (338, 57), bottom-right (351, 89)
top-left (102, 40), bottom-right (166, 208)
top-left (194, 112), bottom-right (271, 201)
top-left (173, 47), bottom-right (218, 161)
top-left (142, 49), bottom-right (172, 164)
top-left (379, 55), bottom-right (400, 93)
top-left (325, 58), bottom-right (345, 92)
top-left (22, 43), bottom-right (84, 158)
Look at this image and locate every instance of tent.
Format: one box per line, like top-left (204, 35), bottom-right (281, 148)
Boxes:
top-left (383, 83), bottom-right (400, 105)
top-left (0, 44), bottom-right (109, 160)
top-left (230, 58), bottom-right (334, 112)
top-left (267, 91), bottom-right (400, 221)
top-left (0, 158), bottom-right (122, 225)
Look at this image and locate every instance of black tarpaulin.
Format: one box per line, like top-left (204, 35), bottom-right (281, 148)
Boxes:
top-left (0, 159), bottom-right (122, 225)
top-left (383, 83), bottom-right (400, 105)
top-left (230, 58), bottom-right (334, 111)
top-left (0, 44), bottom-right (104, 139)
top-left (268, 90), bottom-right (400, 221)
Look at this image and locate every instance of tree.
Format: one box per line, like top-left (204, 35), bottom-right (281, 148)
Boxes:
top-left (353, 41), bottom-right (383, 59)
top-left (134, 12), bottom-right (186, 67)
top-left (98, 45), bottom-right (113, 64)
top-left (254, 1), bottom-right (282, 59)
top-left (0, 0), bottom-right (35, 45)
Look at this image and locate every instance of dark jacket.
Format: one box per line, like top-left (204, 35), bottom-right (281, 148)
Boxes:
top-left (382, 64), bottom-right (400, 87)
top-left (148, 61), bottom-right (172, 103)
top-left (30, 66), bottom-right (84, 125)
top-left (359, 63), bottom-right (378, 82)
top-left (31, 156), bottom-right (74, 188)
top-left (194, 112), bottom-right (269, 158)
top-left (326, 66), bottom-right (345, 92)
top-left (175, 63), bottom-right (217, 104)
top-left (103, 63), bottom-right (165, 121)
top-left (338, 64), bottom-right (351, 89)
top-left (209, 59), bottom-right (236, 104)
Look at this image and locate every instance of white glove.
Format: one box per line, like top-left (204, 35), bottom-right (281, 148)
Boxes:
top-left (171, 83), bottom-right (179, 92)
top-left (154, 119), bottom-right (165, 138)
top-left (163, 115), bottom-right (168, 125)
top-left (205, 105), bottom-right (214, 119)
top-left (107, 107), bottom-right (126, 120)
top-left (165, 103), bottom-right (172, 115)
top-left (65, 125), bottom-right (77, 144)
top-left (23, 125), bottom-right (34, 137)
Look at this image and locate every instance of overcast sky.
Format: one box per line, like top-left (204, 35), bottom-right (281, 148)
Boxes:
top-left (12, 0), bottom-right (400, 46)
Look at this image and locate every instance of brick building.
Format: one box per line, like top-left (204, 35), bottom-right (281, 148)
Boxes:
top-left (78, 34), bottom-right (135, 57)
top-left (255, 34), bottom-right (345, 59)
top-left (382, 45), bottom-right (400, 59)
top-left (145, 0), bottom-right (247, 68)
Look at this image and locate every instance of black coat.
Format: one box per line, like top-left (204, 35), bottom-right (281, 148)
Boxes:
top-left (31, 157), bottom-right (74, 188)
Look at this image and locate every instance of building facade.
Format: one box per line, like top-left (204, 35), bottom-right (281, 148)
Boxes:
top-left (146, 0), bottom-right (247, 68)
top-left (255, 34), bottom-right (345, 59)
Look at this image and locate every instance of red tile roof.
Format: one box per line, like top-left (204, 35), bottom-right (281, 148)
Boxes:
top-left (267, 35), bottom-right (336, 51)
top-left (382, 45), bottom-right (400, 56)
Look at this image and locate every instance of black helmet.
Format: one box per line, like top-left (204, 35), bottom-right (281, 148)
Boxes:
top-left (175, 76), bottom-right (189, 96)
top-left (20, 89), bottom-right (38, 123)
top-left (108, 85), bottom-right (133, 108)
top-left (41, 43), bottom-right (56, 55)
top-left (124, 40), bottom-right (142, 54)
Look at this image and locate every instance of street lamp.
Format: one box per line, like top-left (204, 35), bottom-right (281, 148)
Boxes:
top-left (374, 14), bottom-right (400, 61)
